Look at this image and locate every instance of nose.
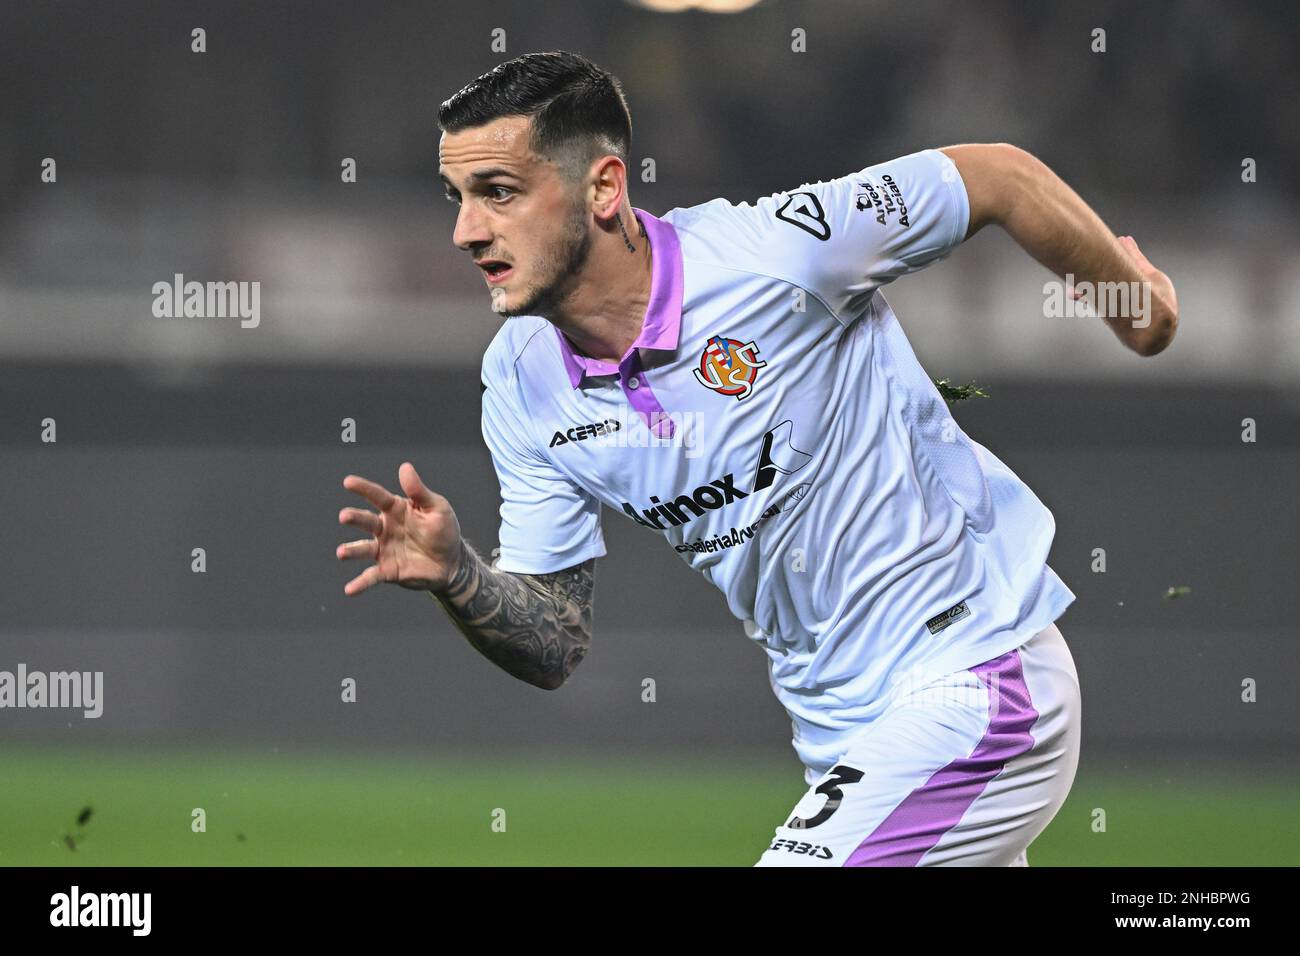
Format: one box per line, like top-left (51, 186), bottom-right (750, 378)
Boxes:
top-left (452, 200), bottom-right (492, 252)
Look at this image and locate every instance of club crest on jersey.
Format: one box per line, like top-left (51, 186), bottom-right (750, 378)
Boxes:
top-left (693, 334), bottom-right (767, 400)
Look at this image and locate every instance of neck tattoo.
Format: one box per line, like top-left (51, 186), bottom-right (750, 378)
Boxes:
top-left (616, 212), bottom-right (644, 254)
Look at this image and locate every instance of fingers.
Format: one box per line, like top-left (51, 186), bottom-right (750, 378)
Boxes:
top-left (398, 461), bottom-right (438, 509)
top-left (336, 538), bottom-right (378, 561)
top-left (1118, 234), bottom-right (1155, 271)
top-left (338, 507), bottom-right (382, 535)
top-left (343, 564), bottom-right (385, 597)
top-left (343, 474), bottom-right (398, 512)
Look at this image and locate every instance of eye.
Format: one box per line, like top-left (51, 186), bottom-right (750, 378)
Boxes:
top-left (443, 191), bottom-right (461, 205)
top-left (487, 185), bottom-right (514, 202)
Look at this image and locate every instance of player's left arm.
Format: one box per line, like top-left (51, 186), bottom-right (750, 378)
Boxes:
top-left (940, 143), bottom-right (1178, 357)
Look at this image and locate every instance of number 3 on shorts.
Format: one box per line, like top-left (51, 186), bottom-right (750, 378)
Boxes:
top-left (786, 764), bottom-right (865, 829)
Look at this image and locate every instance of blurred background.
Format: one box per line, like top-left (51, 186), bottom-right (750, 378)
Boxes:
top-left (1, 0), bottom-right (1296, 865)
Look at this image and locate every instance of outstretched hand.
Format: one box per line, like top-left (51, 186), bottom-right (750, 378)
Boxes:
top-left (336, 462), bottom-right (463, 596)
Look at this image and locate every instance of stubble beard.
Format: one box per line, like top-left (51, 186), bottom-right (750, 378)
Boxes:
top-left (497, 200), bottom-right (592, 319)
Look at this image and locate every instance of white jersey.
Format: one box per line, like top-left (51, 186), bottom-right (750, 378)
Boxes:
top-left (479, 148), bottom-right (1075, 779)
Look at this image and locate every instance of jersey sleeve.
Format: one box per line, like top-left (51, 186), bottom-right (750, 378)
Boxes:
top-left (480, 359), bottom-right (606, 576)
top-left (745, 148), bottom-right (971, 323)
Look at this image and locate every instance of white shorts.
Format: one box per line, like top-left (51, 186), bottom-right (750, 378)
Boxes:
top-left (755, 620), bottom-right (1081, 866)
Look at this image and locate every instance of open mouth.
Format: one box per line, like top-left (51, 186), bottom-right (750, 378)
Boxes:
top-left (477, 260), bottom-right (512, 283)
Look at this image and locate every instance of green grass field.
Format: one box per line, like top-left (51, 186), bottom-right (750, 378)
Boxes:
top-left (1, 746), bottom-right (1294, 865)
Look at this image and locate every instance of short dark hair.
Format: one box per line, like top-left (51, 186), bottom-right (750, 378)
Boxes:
top-left (438, 51), bottom-right (632, 181)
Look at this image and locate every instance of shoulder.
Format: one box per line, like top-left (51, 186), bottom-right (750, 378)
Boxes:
top-left (661, 170), bottom-right (869, 292)
top-left (660, 182), bottom-right (860, 320)
top-left (480, 316), bottom-right (554, 388)
top-left (662, 192), bottom-right (802, 270)
top-left (665, 149), bottom-right (968, 320)
top-left (664, 148), bottom-right (962, 264)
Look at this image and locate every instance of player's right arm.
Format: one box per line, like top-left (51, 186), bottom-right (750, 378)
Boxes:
top-left (337, 463), bottom-right (595, 691)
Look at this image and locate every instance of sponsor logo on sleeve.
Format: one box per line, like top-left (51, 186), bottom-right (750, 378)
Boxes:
top-left (775, 190), bottom-right (831, 240)
top-left (854, 173), bottom-right (910, 228)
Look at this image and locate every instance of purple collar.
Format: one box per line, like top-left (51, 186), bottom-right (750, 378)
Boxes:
top-left (554, 207), bottom-right (683, 387)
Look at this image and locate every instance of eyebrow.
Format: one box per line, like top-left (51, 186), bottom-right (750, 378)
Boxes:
top-left (439, 168), bottom-right (523, 190)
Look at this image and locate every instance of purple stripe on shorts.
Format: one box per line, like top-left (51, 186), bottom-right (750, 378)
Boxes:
top-left (843, 647), bottom-right (1040, 866)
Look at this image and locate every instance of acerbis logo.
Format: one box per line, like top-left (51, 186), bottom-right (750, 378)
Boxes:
top-left (623, 419), bottom-right (812, 532)
top-left (775, 190), bottom-right (831, 241)
top-left (547, 409), bottom-right (705, 458)
top-left (767, 838), bottom-right (834, 860)
top-left (550, 419), bottom-right (621, 447)
top-left (693, 334), bottom-right (767, 400)
top-left (925, 600), bottom-right (970, 635)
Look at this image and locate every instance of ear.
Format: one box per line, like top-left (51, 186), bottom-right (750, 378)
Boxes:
top-left (589, 154), bottom-right (629, 224)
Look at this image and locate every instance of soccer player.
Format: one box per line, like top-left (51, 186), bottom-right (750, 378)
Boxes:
top-left (335, 51), bottom-right (1177, 866)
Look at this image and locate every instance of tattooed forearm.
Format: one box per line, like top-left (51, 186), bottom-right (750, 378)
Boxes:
top-left (427, 538), bottom-right (595, 690)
